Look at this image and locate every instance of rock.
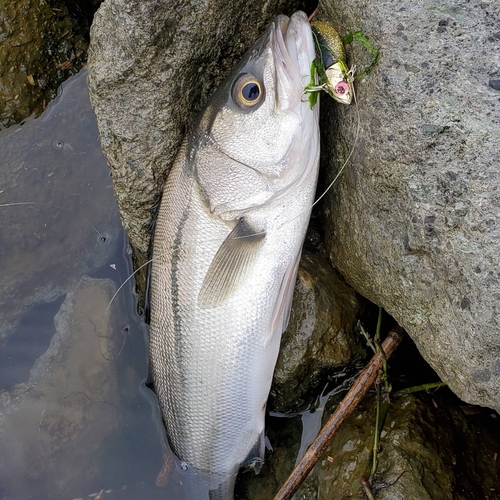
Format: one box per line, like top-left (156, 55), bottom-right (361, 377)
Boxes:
top-left (271, 252), bottom-right (367, 412)
top-left (87, 0), bottom-right (309, 258)
top-left (0, 69), bottom-right (122, 343)
top-left (0, 0), bottom-right (91, 129)
top-left (318, 0), bottom-right (500, 411)
top-left (239, 392), bottom-right (500, 499)
top-left (0, 277), bottom-right (126, 499)
top-left (306, 393), bottom-right (500, 500)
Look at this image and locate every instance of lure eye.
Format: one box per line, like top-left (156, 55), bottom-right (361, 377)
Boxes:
top-left (335, 81), bottom-right (349, 95)
top-left (232, 73), bottom-right (264, 110)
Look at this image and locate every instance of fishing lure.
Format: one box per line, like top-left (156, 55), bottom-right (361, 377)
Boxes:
top-left (305, 21), bottom-right (380, 107)
top-left (309, 21), bottom-right (354, 106)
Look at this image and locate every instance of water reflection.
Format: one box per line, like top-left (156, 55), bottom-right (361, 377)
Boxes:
top-left (0, 70), bottom-right (171, 499)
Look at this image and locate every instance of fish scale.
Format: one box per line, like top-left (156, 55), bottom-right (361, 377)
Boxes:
top-left (149, 11), bottom-right (320, 499)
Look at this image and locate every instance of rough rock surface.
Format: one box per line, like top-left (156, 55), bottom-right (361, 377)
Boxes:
top-left (0, 0), bottom-right (91, 129)
top-left (0, 277), bottom-right (125, 499)
top-left (271, 252), bottom-right (367, 412)
top-left (318, 0), bottom-right (500, 411)
top-left (87, 0), bottom-right (500, 411)
top-left (87, 0), bottom-right (308, 258)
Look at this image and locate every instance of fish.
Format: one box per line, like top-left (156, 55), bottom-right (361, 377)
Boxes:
top-left (149, 10), bottom-right (320, 498)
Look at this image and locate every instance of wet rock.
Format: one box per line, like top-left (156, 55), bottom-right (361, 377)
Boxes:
top-left (87, 0), bottom-right (311, 258)
top-left (318, 0), bottom-right (500, 411)
top-left (240, 392), bottom-right (500, 499)
top-left (271, 252), bottom-right (367, 412)
top-left (0, 0), bottom-right (92, 129)
top-left (0, 276), bottom-right (126, 499)
top-left (0, 70), bottom-right (122, 343)
top-left (314, 394), bottom-right (500, 500)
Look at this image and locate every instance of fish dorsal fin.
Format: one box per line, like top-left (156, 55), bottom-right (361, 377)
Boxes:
top-left (264, 252), bottom-right (301, 347)
top-left (198, 218), bottom-right (265, 308)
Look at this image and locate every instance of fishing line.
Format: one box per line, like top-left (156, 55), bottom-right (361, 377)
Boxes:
top-left (1, 199), bottom-right (139, 360)
top-left (308, 81), bottom-right (360, 211)
top-left (96, 257), bottom-right (156, 361)
top-left (103, 257), bottom-right (153, 315)
top-left (3, 76), bottom-right (361, 326)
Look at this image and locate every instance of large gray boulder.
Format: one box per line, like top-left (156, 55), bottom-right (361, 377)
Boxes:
top-left (319, 0), bottom-right (500, 411)
top-left (87, 0), bottom-right (300, 259)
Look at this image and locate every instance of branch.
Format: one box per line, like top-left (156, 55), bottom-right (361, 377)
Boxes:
top-left (273, 327), bottom-right (404, 500)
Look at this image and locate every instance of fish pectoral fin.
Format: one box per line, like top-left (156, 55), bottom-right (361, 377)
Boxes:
top-left (198, 218), bottom-right (265, 308)
top-left (264, 251), bottom-right (301, 347)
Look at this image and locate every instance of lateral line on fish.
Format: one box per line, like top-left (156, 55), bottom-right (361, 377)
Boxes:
top-left (7, 66), bottom-right (359, 324)
top-left (308, 85), bottom-right (360, 211)
top-left (0, 201), bottom-right (106, 240)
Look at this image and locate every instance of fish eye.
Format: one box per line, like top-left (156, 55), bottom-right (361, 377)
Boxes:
top-left (232, 73), bottom-right (264, 110)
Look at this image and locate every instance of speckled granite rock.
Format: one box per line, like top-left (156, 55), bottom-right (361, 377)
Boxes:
top-left (318, 0), bottom-right (500, 412)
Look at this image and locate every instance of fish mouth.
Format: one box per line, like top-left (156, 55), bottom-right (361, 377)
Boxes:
top-left (272, 11), bottom-right (316, 110)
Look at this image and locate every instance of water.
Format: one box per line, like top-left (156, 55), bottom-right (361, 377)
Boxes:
top-left (0, 69), bottom-right (172, 500)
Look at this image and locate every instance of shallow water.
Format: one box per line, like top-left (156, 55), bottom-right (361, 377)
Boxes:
top-left (0, 69), bottom-right (175, 500)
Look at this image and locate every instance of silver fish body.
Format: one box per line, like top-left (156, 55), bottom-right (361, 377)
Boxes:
top-left (149, 11), bottom-right (319, 497)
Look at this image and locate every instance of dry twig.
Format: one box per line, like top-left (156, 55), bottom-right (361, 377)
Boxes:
top-left (273, 327), bottom-right (404, 500)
